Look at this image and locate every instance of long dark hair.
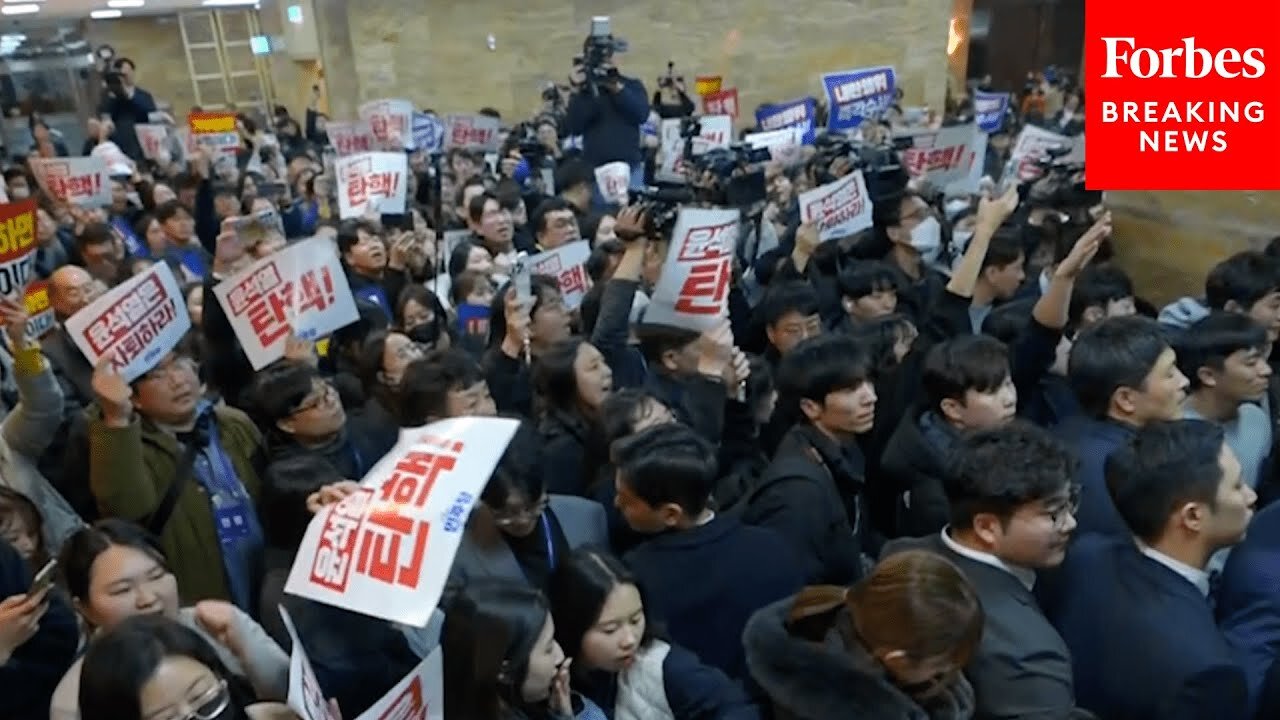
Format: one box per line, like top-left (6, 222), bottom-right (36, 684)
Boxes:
top-left (60, 520), bottom-right (169, 609)
top-left (441, 581), bottom-right (554, 720)
top-left (550, 549), bottom-right (658, 683)
top-left (79, 614), bottom-right (256, 720)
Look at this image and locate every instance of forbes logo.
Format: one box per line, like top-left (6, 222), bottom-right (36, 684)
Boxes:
top-left (1101, 37), bottom-right (1265, 79)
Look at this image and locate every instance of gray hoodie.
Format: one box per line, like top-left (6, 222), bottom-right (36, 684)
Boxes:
top-left (1158, 296), bottom-right (1211, 330)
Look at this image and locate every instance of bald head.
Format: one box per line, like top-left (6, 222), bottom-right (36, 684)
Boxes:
top-left (50, 265), bottom-right (94, 321)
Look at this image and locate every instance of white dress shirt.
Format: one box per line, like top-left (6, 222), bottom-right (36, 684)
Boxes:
top-left (1139, 544), bottom-right (1211, 596)
top-left (941, 527), bottom-right (1037, 590)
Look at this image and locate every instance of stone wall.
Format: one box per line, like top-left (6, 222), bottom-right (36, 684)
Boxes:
top-left (86, 15), bottom-right (195, 113)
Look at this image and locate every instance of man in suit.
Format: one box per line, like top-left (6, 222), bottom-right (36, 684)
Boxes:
top-left (1049, 419), bottom-right (1254, 720)
top-left (1218, 499), bottom-right (1280, 717)
top-left (885, 420), bottom-right (1079, 719)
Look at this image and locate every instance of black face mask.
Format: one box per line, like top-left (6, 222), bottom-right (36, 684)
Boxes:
top-left (407, 321), bottom-right (441, 349)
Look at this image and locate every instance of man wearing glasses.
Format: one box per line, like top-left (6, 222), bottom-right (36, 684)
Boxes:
top-left (884, 421), bottom-right (1082, 719)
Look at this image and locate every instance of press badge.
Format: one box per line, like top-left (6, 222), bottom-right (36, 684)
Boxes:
top-left (213, 501), bottom-right (254, 542)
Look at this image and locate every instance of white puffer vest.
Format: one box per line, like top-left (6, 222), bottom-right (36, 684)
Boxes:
top-left (614, 639), bottom-right (675, 720)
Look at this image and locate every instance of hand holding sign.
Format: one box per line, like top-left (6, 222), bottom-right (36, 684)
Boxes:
top-left (306, 481), bottom-right (362, 514)
top-left (92, 358), bottom-right (133, 428)
top-left (193, 600), bottom-right (245, 658)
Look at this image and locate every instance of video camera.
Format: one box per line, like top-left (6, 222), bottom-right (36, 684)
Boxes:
top-left (658, 61), bottom-right (683, 89)
top-left (809, 131), bottom-right (910, 200)
top-left (574, 16), bottom-right (628, 96)
top-left (628, 185), bottom-right (695, 239)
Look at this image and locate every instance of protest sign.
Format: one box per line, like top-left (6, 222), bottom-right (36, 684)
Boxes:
top-left (1010, 125), bottom-right (1081, 181)
top-left (327, 121), bottom-right (377, 157)
top-left (284, 417), bottom-right (521, 626)
top-left (744, 127), bottom-right (805, 163)
top-left (656, 119), bottom-right (688, 184)
top-left (694, 76), bottom-right (722, 96)
top-left (702, 88), bottom-right (740, 120)
top-left (413, 112), bottom-right (445, 154)
top-left (355, 648), bottom-right (444, 720)
top-left (756, 97), bottom-right (817, 145)
top-left (29, 157), bottom-right (111, 207)
top-left (900, 124), bottom-right (984, 188)
top-left (823, 66), bottom-right (896, 131)
top-left (690, 114), bottom-right (732, 156)
top-left (444, 114), bottom-right (501, 152)
top-left (279, 607), bottom-right (341, 720)
top-left (360, 98), bottom-right (415, 150)
top-left (594, 162), bottom-right (631, 205)
top-left (529, 241), bottom-right (591, 311)
top-left (336, 152), bottom-right (409, 218)
top-left (64, 263), bottom-right (189, 382)
top-left (643, 208), bottom-right (738, 332)
top-left (974, 91), bottom-right (1010, 134)
top-left (0, 201), bottom-right (37, 298)
top-left (212, 236), bottom-right (359, 370)
top-left (24, 280), bottom-right (54, 341)
top-left (943, 131), bottom-right (989, 196)
top-left (135, 124), bottom-right (169, 161)
top-left (455, 303), bottom-right (490, 338)
top-left (798, 170), bottom-right (875, 242)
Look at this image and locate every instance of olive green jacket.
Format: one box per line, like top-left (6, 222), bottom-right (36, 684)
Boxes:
top-left (88, 403), bottom-right (265, 604)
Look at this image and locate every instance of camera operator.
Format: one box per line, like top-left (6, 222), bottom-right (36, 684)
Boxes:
top-left (97, 57), bottom-right (157, 163)
top-left (564, 49), bottom-right (650, 203)
top-left (651, 62), bottom-right (695, 119)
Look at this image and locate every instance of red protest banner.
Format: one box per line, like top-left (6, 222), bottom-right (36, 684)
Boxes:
top-left (702, 88), bottom-right (740, 120)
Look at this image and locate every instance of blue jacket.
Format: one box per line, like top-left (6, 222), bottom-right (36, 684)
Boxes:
top-left (1046, 534), bottom-right (1247, 720)
top-left (564, 77), bottom-right (650, 168)
top-left (1218, 501), bottom-right (1280, 717)
top-left (0, 541), bottom-right (79, 720)
top-left (1056, 415), bottom-right (1135, 540)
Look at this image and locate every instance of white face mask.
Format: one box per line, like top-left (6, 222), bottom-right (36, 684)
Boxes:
top-left (908, 216), bottom-right (942, 263)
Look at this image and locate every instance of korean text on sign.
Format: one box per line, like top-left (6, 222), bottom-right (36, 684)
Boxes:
top-left (279, 607), bottom-right (341, 720)
top-left (822, 66), bottom-right (897, 131)
top-left (336, 152), bottom-right (409, 218)
top-left (0, 200), bottom-right (37, 297)
top-left (1010, 125), bottom-right (1078, 181)
top-left (30, 157), bottom-right (111, 208)
top-left (353, 647), bottom-right (443, 720)
top-left (899, 125), bottom-right (981, 187)
top-left (64, 262), bottom-right (190, 382)
top-left (212, 236), bottom-right (359, 370)
top-left (798, 170), bottom-right (875, 243)
top-left (643, 208), bottom-right (739, 332)
top-left (360, 98), bottom-right (415, 150)
top-left (285, 417), bottom-right (521, 627)
top-left (702, 88), bottom-right (740, 120)
top-left (327, 121), bottom-right (377, 157)
top-left (444, 114), bottom-right (501, 152)
top-left (529, 241), bottom-right (592, 311)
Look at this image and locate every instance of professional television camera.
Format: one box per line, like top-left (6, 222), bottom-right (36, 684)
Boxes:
top-left (573, 16), bottom-right (628, 96)
top-left (809, 131), bottom-right (911, 202)
top-left (1026, 144), bottom-right (1099, 224)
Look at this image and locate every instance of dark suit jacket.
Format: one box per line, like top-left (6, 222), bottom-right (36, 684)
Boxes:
top-left (1056, 416), bottom-right (1135, 540)
top-left (449, 495), bottom-right (607, 585)
top-left (1218, 501), bottom-right (1280, 718)
top-left (1048, 534), bottom-right (1248, 720)
top-left (885, 534), bottom-right (1075, 720)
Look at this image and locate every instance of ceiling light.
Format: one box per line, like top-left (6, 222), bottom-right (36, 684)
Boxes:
top-left (108, 0), bottom-right (144, 7)
top-left (0, 4), bottom-right (40, 15)
top-left (91, 9), bottom-right (123, 18)
top-left (202, 0), bottom-right (257, 6)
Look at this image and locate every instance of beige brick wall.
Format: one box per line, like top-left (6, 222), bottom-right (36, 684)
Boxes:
top-left (325, 0), bottom-right (951, 126)
top-left (86, 15), bottom-right (196, 114)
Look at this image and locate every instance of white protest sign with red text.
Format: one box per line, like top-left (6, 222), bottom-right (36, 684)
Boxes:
top-left (657, 119), bottom-right (688, 184)
top-left (691, 114), bottom-right (733, 156)
top-left (359, 99), bottom-right (415, 150)
top-left (64, 263), bottom-right (190, 382)
top-left (285, 417), bottom-right (521, 627)
top-left (702, 88), bottom-right (740, 120)
top-left (212, 236), bottom-right (359, 370)
top-left (1010, 125), bottom-right (1081, 181)
top-left (594, 162), bottom-right (630, 206)
top-left (29, 157), bottom-right (111, 207)
top-left (354, 647), bottom-right (444, 720)
top-left (279, 606), bottom-right (341, 720)
top-left (899, 124), bottom-right (984, 188)
top-left (643, 208), bottom-right (738, 332)
top-left (336, 152), bottom-right (409, 218)
top-left (135, 124), bottom-right (169, 162)
top-left (327, 121), bottom-right (378, 157)
top-left (0, 200), bottom-right (37, 298)
top-left (444, 114), bottom-right (501, 152)
top-left (529, 240), bottom-right (592, 311)
top-left (798, 170), bottom-right (874, 242)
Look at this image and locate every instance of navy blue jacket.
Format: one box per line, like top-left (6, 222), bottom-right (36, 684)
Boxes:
top-left (1056, 415), bottom-right (1135, 540)
top-left (564, 77), bottom-right (650, 169)
top-left (1046, 534), bottom-right (1247, 720)
top-left (624, 515), bottom-right (804, 680)
top-left (1218, 501), bottom-right (1280, 717)
top-left (0, 541), bottom-right (79, 720)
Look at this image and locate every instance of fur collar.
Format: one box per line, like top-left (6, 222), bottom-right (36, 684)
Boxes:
top-left (743, 598), bottom-right (975, 720)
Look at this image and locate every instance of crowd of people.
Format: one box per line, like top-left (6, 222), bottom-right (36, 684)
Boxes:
top-left (0, 34), bottom-right (1275, 720)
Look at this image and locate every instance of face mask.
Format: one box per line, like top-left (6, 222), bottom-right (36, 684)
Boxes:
top-left (10, 187), bottom-right (29, 199)
top-left (407, 321), bottom-right (441, 348)
top-left (908, 216), bottom-right (942, 263)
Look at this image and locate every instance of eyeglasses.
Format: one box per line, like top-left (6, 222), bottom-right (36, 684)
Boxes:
top-left (1042, 484), bottom-right (1082, 529)
top-left (292, 382), bottom-right (338, 415)
top-left (492, 497), bottom-right (550, 527)
top-left (138, 357), bottom-right (198, 384)
top-left (155, 678), bottom-right (230, 720)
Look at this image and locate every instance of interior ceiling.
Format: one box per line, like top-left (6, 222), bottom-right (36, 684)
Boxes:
top-left (3, 0), bottom-right (239, 19)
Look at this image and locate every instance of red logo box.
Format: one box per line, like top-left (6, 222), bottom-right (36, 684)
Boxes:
top-left (1085, 0), bottom-right (1280, 190)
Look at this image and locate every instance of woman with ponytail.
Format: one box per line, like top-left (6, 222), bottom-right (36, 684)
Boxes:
top-left (742, 549), bottom-right (983, 720)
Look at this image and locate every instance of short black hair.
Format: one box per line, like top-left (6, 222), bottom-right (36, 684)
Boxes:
top-left (1069, 264), bottom-right (1135, 328)
top-left (494, 180), bottom-right (524, 212)
top-left (1172, 311), bottom-right (1269, 392)
top-left (452, 175), bottom-right (486, 208)
top-left (600, 388), bottom-right (670, 447)
top-left (251, 359), bottom-right (320, 427)
top-left (777, 334), bottom-right (873, 422)
top-left (612, 423), bottom-right (717, 516)
top-left (760, 281), bottom-right (820, 327)
top-left (554, 160), bottom-right (593, 195)
top-left (336, 218), bottom-right (381, 256)
top-left (837, 261), bottom-right (902, 301)
top-left (981, 227), bottom-right (1025, 270)
top-left (481, 420), bottom-right (545, 508)
top-left (946, 420), bottom-right (1078, 528)
top-left (400, 348), bottom-right (486, 424)
top-left (923, 335), bottom-right (1011, 411)
top-left (113, 57), bottom-right (136, 71)
top-left (76, 222), bottom-right (115, 251)
top-left (1106, 419), bottom-right (1228, 544)
top-left (585, 239), bottom-right (624, 282)
top-left (1205, 251), bottom-right (1280, 312)
top-left (467, 191), bottom-right (499, 225)
top-left (154, 199), bottom-right (191, 224)
top-left (530, 197), bottom-right (577, 237)
top-left (982, 298), bottom-right (1035, 345)
top-left (634, 323), bottom-right (699, 367)
top-left (1068, 316), bottom-right (1171, 419)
